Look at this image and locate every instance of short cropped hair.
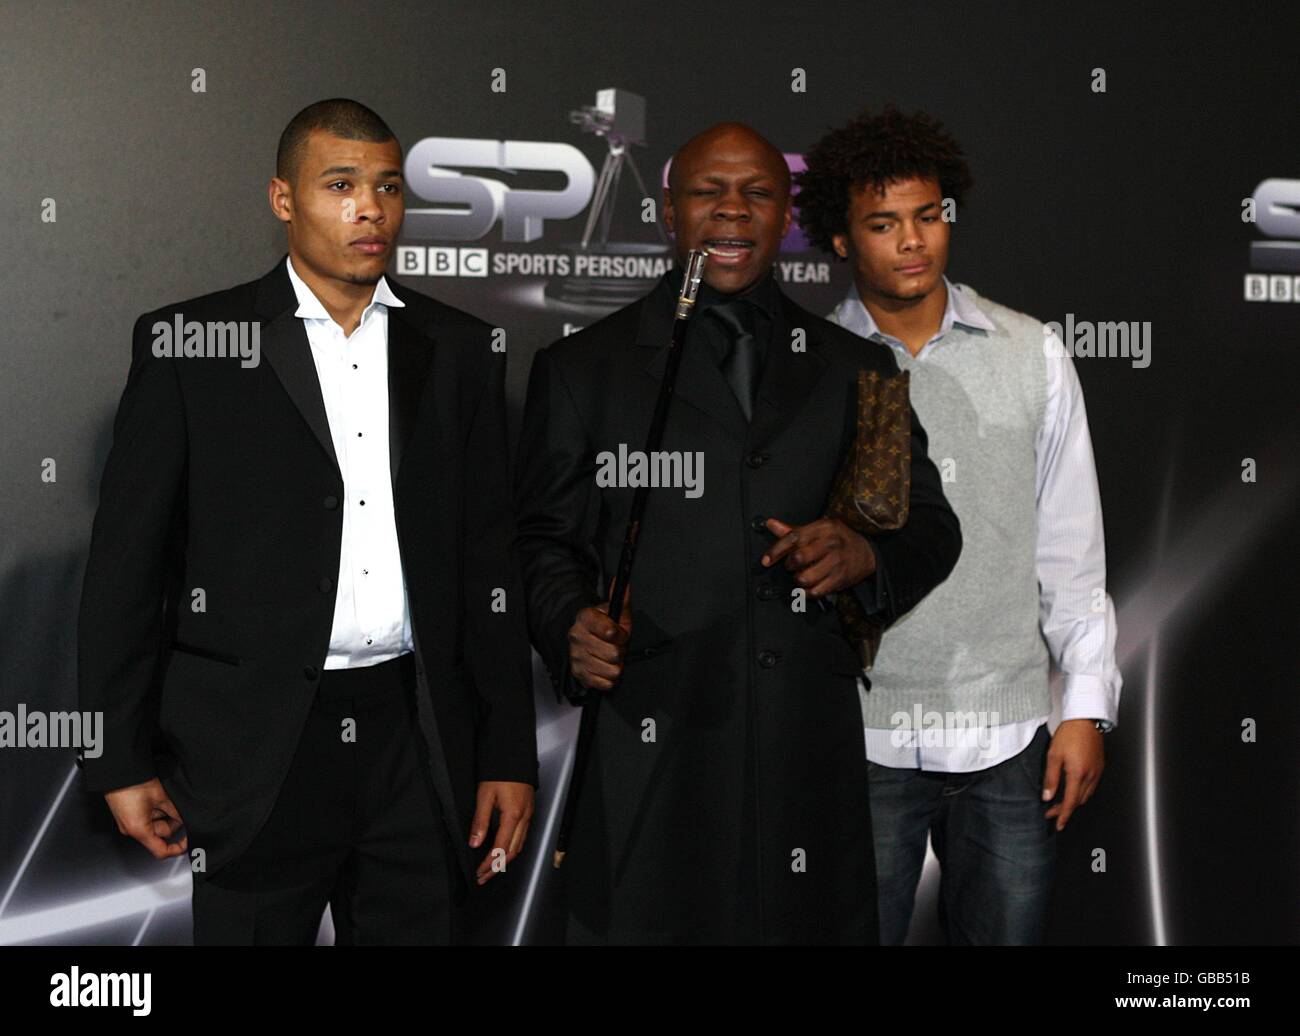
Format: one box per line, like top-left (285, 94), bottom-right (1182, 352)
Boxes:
top-left (795, 106), bottom-right (973, 255)
top-left (276, 98), bottom-right (398, 183)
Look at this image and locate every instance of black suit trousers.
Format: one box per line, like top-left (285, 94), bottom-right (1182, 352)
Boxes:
top-left (190, 653), bottom-right (460, 945)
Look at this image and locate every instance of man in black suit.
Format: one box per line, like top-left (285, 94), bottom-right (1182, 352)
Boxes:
top-left (514, 122), bottom-right (961, 943)
top-left (78, 99), bottom-right (537, 945)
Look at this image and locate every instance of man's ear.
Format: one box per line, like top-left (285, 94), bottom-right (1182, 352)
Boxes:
top-left (830, 232), bottom-right (851, 261)
top-left (268, 177), bottom-right (292, 225)
top-left (662, 185), bottom-right (675, 234)
top-left (780, 198), bottom-right (793, 238)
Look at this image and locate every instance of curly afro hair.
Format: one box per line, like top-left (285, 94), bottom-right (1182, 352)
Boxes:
top-left (795, 106), bottom-right (973, 257)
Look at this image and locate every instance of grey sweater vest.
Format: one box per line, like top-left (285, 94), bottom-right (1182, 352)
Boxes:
top-left (832, 285), bottom-right (1050, 728)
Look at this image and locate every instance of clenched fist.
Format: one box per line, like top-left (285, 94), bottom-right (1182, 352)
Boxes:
top-left (568, 586), bottom-right (633, 692)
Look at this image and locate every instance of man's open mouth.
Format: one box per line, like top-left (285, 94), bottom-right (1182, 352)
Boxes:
top-left (704, 238), bottom-right (755, 261)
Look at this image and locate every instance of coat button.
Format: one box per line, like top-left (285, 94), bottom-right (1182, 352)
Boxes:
top-left (756, 584), bottom-right (778, 601)
top-left (304, 665), bottom-right (319, 680)
top-left (746, 451), bottom-right (768, 469)
top-left (758, 650), bottom-right (778, 668)
top-left (318, 577), bottom-right (333, 592)
top-left (323, 495), bottom-right (339, 510)
top-left (750, 515), bottom-right (767, 532)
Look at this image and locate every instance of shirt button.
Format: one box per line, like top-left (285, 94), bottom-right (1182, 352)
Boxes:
top-left (756, 584), bottom-right (778, 601)
top-left (746, 451), bottom-right (768, 469)
top-left (323, 495), bottom-right (339, 510)
top-left (304, 665), bottom-right (319, 680)
top-left (318, 577), bottom-right (333, 593)
top-left (758, 650), bottom-right (778, 668)
top-left (750, 515), bottom-right (767, 532)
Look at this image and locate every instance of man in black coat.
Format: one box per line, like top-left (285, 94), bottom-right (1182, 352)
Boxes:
top-left (514, 122), bottom-right (961, 943)
top-left (78, 99), bottom-right (537, 944)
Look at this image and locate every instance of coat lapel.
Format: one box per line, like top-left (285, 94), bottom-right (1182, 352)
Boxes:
top-left (747, 289), bottom-right (829, 450)
top-left (635, 275), bottom-right (831, 450)
top-left (255, 258), bottom-right (341, 479)
top-left (636, 280), bottom-right (749, 446)
top-left (254, 256), bottom-right (435, 492)
top-left (385, 304), bottom-right (435, 491)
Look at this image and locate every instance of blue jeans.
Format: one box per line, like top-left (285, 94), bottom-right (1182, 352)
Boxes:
top-left (867, 722), bottom-right (1057, 945)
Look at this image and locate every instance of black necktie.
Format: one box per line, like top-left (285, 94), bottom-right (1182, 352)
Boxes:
top-left (707, 300), bottom-right (762, 422)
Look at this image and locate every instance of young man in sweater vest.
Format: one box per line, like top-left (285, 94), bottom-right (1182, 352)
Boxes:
top-left (796, 107), bottom-right (1121, 944)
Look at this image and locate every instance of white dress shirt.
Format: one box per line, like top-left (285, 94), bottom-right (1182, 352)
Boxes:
top-left (833, 278), bottom-right (1122, 771)
top-left (286, 256), bottom-right (414, 670)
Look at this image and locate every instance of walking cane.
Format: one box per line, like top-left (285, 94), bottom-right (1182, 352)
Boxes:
top-left (553, 248), bottom-right (710, 868)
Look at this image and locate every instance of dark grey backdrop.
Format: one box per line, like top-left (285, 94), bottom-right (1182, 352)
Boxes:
top-left (1, 0), bottom-right (1296, 945)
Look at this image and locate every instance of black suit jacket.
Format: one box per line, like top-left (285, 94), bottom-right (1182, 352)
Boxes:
top-left (77, 255), bottom-right (537, 889)
top-left (513, 273), bottom-right (961, 942)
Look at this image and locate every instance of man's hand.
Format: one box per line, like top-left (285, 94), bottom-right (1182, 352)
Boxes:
top-left (103, 778), bottom-right (188, 859)
top-left (1042, 719), bottom-right (1105, 831)
top-left (567, 585), bottom-right (633, 692)
top-left (762, 517), bottom-right (876, 597)
top-left (469, 780), bottom-right (535, 885)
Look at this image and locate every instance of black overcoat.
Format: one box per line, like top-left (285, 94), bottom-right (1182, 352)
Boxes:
top-left (514, 273), bottom-right (960, 943)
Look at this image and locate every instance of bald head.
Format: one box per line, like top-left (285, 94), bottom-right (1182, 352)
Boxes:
top-left (668, 122), bottom-right (790, 200)
top-left (663, 122), bottom-right (793, 293)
